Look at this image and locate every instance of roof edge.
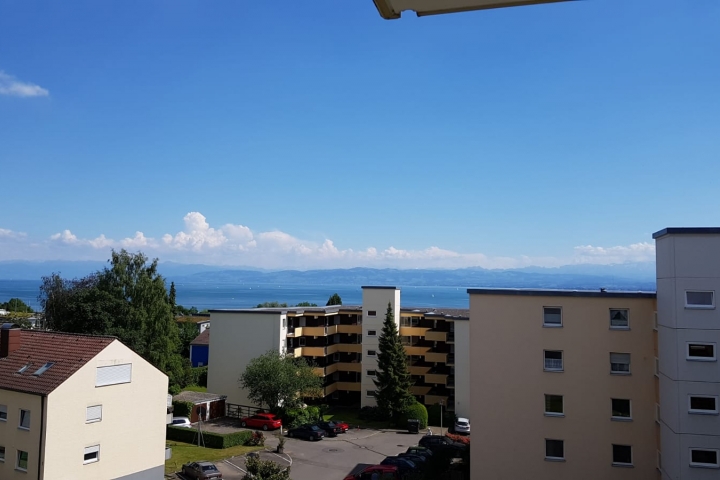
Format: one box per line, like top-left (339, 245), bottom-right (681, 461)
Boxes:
top-left (467, 288), bottom-right (656, 299)
top-left (652, 227), bottom-right (720, 239)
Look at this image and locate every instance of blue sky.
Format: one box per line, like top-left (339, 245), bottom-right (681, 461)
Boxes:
top-left (1, 0), bottom-right (719, 269)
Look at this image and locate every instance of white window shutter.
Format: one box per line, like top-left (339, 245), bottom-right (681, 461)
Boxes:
top-left (86, 405), bottom-right (102, 422)
top-left (96, 364), bottom-right (132, 387)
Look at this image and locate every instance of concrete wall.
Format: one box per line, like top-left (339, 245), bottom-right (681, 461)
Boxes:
top-left (0, 390), bottom-right (43, 480)
top-left (452, 319), bottom-right (470, 419)
top-left (469, 292), bottom-right (658, 480)
top-left (43, 340), bottom-right (168, 480)
top-left (207, 311), bottom-right (286, 406)
top-left (361, 288), bottom-right (400, 408)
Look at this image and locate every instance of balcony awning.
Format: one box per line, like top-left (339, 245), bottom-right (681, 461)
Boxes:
top-left (373, 0), bottom-right (572, 19)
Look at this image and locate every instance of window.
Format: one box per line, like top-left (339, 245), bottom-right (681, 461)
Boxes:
top-left (689, 396), bottom-right (718, 414)
top-left (287, 338), bottom-right (293, 348)
top-left (83, 445), bottom-right (100, 464)
top-left (16, 450), bottom-right (28, 471)
top-left (367, 330), bottom-right (377, 336)
top-left (367, 370), bottom-right (376, 376)
top-left (544, 395), bottom-right (564, 416)
top-left (543, 307), bottom-right (562, 327)
top-left (544, 350), bottom-right (563, 372)
top-left (545, 439), bottom-right (564, 461)
top-left (690, 449), bottom-right (719, 468)
top-left (17, 364), bottom-right (31, 374)
top-left (367, 310), bottom-right (377, 317)
top-left (687, 343), bottom-right (716, 361)
top-left (611, 399), bottom-right (632, 420)
top-left (686, 291), bottom-right (714, 308)
top-left (33, 362), bottom-right (55, 376)
top-left (0, 445), bottom-right (4, 462)
top-left (298, 337), bottom-right (306, 347)
top-left (610, 353), bottom-right (631, 374)
top-left (610, 309), bottom-right (629, 329)
top-left (368, 350), bottom-right (376, 357)
top-left (333, 353), bottom-right (339, 362)
top-left (19, 409), bottom-right (30, 430)
top-left (0, 405), bottom-right (6, 421)
top-left (401, 336), bottom-right (411, 345)
top-left (366, 390), bottom-right (376, 397)
top-left (95, 364), bottom-right (132, 387)
top-left (282, 318), bottom-right (286, 328)
top-left (411, 317), bottom-right (419, 326)
top-left (612, 444), bottom-right (633, 466)
top-left (86, 405), bottom-right (102, 423)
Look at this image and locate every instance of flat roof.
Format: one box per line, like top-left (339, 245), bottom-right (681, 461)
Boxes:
top-left (467, 288), bottom-right (656, 299)
top-left (361, 286), bottom-right (399, 290)
top-left (652, 227), bottom-right (720, 239)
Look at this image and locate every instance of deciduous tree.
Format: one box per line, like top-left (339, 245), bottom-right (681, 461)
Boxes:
top-left (326, 293), bottom-right (342, 306)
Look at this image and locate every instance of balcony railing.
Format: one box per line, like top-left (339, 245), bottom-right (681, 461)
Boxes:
top-left (544, 358), bottom-right (563, 370)
top-left (447, 354), bottom-right (455, 365)
top-left (447, 332), bottom-right (455, 343)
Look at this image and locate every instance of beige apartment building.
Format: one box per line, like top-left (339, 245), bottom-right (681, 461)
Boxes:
top-left (0, 324), bottom-right (169, 480)
top-left (208, 286), bottom-right (471, 417)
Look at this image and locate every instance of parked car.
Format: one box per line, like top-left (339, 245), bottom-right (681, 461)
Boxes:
top-left (380, 456), bottom-right (418, 476)
top-left (454, 417), bottom-right (470, 435)
top-left (240, 413), bottom-right (282, 431)
top-left (398, 452), bottom-right (427, 465)
top-left (418, 435), bottom-right (468, 456)
top-left (329, 419), bottom-right (350, 432)
top-left (315, 421), bottom-right (343, 437)
top-left (287, 424), bottom-right (326, 441)
top-left (181, 461), bottom-right (222, 479)
top-left (171, 416), bottom-right (192, 428)
top-left (405, 446), bottom-right (433, 459)
top-left (343, 465), bottom-right (400, 480)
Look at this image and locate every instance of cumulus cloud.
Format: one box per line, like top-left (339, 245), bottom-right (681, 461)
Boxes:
top-left (0, 71), bottom-right (49, 97)
top-left (0, 228), bottom-right (27, 239)
top-left (573, 242), bottom-right (655, 264)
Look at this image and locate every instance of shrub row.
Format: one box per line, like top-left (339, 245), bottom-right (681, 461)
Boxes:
top-left (166, 426), bottom-right (253, 449)
top-left (399, 401), bottom-right (428, 429)
top-left (358, 406), bottom-right (390, 422)
top-left (281, 406), bottom-right (321, 428)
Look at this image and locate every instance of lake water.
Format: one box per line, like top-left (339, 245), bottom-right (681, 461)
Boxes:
top-left (0, 280), bottom-right (470, 311)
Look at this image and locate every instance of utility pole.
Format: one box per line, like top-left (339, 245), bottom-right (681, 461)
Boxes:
top-left (440, 399), bottom-right (444, 435)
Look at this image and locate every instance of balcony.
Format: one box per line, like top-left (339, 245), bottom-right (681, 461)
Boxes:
top-left (425, 373), bottom-right (448, 385)
top-left (337, 324), bottom-right (362, 334)
top-left (425, 331), bottom-right (447, 342)
top-left (336, 381), bottom-right (361, 392)
top-left (447, 377), bottom-right (455, 388)
top-left (425, 395), bottom-right (449, 406)
top-left (313, 363), bottom-right (339, 376)
top-left (400, 326), bottom-right (430, 336)
top-left (411, 385), bottom-right (432, 396)
top-left (408, 365), bottom-right (432, 375)
top-left (291, 325), bottom-right (338, 337)
top-left (336, 362), bottom-right (362, 372)
top-left (424, 352), bottom-right (447, 363)
top-left (404, 346), bottom-right (431, 356)
top-left (447, 354), bottom-right (455, 365)
top-left (447, 332), bottom-right (455, 343)
top-left (337, 344), bottom-right (362, 353)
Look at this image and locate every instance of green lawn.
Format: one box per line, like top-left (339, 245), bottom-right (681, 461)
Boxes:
top-left (164, 441), bottom-right (261, 474)
top-left (182, 385), bottom-right (208, 393)
top-left (323, 408), bottom-right (392, 430)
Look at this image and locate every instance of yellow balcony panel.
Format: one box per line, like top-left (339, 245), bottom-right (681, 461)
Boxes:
top-left (326, 344), bottom-right (340, 355)
top-left (301, 325), bottom-right (339, 336)
top-left (315, 363), bottom-right (339, 376)
top-left (337, 362), bottom-right (362, 372)
top-left (409, 365), bottom-right (431, 375)
top-left (424, 352), bottom-right (447, 363)
top-left (425, 395), bottom-right (449, 406)
top-left (411, 386), bottom-right (432, 396)
top-left (400, 326), bottom-right (429, 336)
top-left (337, 324), bottom-right (362, 334)
top-left (324, 383), bottom-right (338, 396)
top-left (425, 331), bottom-right (447, 342)
top-left (295, 346), bottom-right (326, 357)
top-left (337, 344), bottom-right (362, 353)
top-left (290, 327), bottom-right (304, 337)
top-left (313, 367), bottom-right (325, 376)
top-left (404, 346), bottom-right (431, 356)
top-left (425, 374), bottom-right (448, 385)
top-left (336, 382), bottom-right (361, 392)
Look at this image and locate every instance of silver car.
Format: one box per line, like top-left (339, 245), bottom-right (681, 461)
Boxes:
top-left (454, 417), bottom-right (470, 434)
top-left (172, 416), bottom-right (192, 428)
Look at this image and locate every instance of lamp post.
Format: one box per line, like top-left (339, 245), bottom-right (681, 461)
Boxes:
top-left (440, 399), bottom-right (444, 435)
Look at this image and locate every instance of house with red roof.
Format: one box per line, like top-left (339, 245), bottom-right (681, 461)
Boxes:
top-left (0, 323), bottom-right (169, 480)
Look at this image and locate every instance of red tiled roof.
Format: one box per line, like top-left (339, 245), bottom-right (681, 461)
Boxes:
top-left (0, 330), bottom-right (115, 396)
top-left (190, 329), bottom-right (209, 346)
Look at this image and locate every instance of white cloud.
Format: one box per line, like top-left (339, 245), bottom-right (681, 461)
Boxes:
top-left (0, 71), bottom-right (49, 97)
top-left (0, 228), bottom-right (27, 239)
top-left (34, 213), bottom-right (657, 269)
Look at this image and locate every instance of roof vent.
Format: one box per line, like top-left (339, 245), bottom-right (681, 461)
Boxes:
top-left (33, 362), bottom-right (55, 376)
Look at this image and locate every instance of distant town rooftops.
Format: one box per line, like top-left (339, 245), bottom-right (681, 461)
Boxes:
top-left (652, 227), bottom-right (720, 239)
top-left (208, 304), bottom-right (469, 319)
top-left (467, 288), bottom-right (656, 299)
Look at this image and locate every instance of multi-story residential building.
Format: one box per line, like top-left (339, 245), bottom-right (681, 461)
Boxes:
top-left (655, 228), bottom-right (720, 479)
top-left (0, 324), bottom-right (169, 480)
top-left (468, 288), bottom-right (659, 479)
top-left (207, 286), bottom-right (470, 417)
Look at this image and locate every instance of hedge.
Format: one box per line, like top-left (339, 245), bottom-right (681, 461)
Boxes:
top-left (167, 426), bottom-right (253, 449)
top-left (172, 401), bottom-right (195, 418)
top-left (400, 401), bottom-right (428, 429)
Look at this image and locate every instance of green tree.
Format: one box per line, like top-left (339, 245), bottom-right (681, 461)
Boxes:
top-left (256, 301), bottom-right (288, 308)
top-left (295, 302), bottom-right (318, 307)
top-left (1, 298), bottom-right (34, 313)
top-left (243, 455), bottom-right (290, 480)
top-left (239, 350), bottom-right (323, 412)
top-left (374, 302), bottom-right (415, 423)
top-left (326, 293), bottom-right (342, 306)
top-left (169, 281), bottom-right (177, 314)
top-left (177, 321), bottom-right (200, 358)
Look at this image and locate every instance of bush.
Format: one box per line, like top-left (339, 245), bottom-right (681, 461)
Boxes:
top-left (399, 401), bottom-right (428, 429)
top-left (243, 455), bottom-right (291, 480)
top-left (190, 366), bottom-right (208, 387)
top-left (172, 400), bottom-right (195, 418)
top-left (247, 431), bottom-right (265, 446)
top-left (169, 384), bottom-right (182, 395)
top-left (167, 426), bottom-right (253, 449)
top-left (358, 406), bottom-right (390, 422)
top-left (427, 404), bottom-right (455, 427)
top-left (282, 406), bottom-right (320, 428)
top-left (445, 432), bottom-right (470, 445)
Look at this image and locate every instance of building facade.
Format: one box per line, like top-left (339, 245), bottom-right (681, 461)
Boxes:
top-left (189, 329), bottom-right (210, 367)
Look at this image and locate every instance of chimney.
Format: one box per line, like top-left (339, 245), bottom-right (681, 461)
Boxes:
top-left (0, 324), bottom-right (21, 358)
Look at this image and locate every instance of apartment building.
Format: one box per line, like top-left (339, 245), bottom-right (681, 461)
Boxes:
top-left (468, 288), bottom-right (659, 480)
top-left (0, 324), bottom-right (169, 480)
top-left (207, 286), bottom-right (470, 417)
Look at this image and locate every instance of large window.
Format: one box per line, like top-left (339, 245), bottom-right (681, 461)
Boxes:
top-left (610, 353), bottom-right (631, 374)
top-left (16, 450), bottom-right (28, 471)
top-left (687, 343), bottom-right (716, 361)
top-left (688, 396), bottom-right (718, 415)
top-left (19, 409), bottom-right (30, 430)
top-left (611, 399), bottom-right (632, 420)
top-left (545, 439), bottom-right (564, 461)
top-left (543, 307), bottom-right (562, 327)
top-left (686, 291), bottom-right (714, 309)
top-left (83, 445), bottom-right (100, 464)
top-left (544, 350), bottom-right (563, 372)
top-left (610, 309), bottom-right (629, 329)
top-left (690, 449), bottom-right (719, 468)
top-left (612, 444), bottom-right (633, 466)
top-left (0, 405), bottom-right (6, 421)
top-left (544, 395), bottom-right (564, 417)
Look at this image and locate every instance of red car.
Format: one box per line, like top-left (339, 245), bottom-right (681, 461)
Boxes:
top-left (344, 465), bottom-right (400, 480)
top-left (330, 419), bottom-right (350, 432)
top-left (240, 413), bottom-right (282, 431)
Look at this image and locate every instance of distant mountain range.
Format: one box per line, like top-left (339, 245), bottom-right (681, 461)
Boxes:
top-left (0, 260), bottom-right (657, 291)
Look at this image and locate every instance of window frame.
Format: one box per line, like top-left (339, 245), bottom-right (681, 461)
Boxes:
top-left (0, 404), bottom-right (6, 422)
top-left (298, 337), bottom-right (306, 347)
top-left (544, 439), bottom-right (565, 461)
top-left (16, 450), bottom-right (28, 472)
top-left (544, 394), bottom-right (564, 417)
top-left (543, 307), bottom-right (563, 328)
top-left (367, 310), bottom-right (377, 317)
top-left (0, 445), bottom-right (5, 462)
top-left (543, 350), bottom-right (564, 372)
top-left (367, 330), bottom-right (377, 337)
top-left (18, 409), bottom-right (30, 430)
top-left (612, 444), bottom-right (633, 467)
top-left (688, 395), bottom-right (719, 415)
top-left (686, 342), bottom-right (716, 362)
top-left (86, 405), bottom-right (103, 424)
top-left (366, 370), bottom-right (376, 377)
top-left (367, 350), bottom-right (376, 357)
top-left (689, 448), bottom-right (719, 469)
top-left (366, 390), bottom-right (376, 397)
top-left (685, 291), bottom-right (715, 309)
top-left (610, 353), bottom-right (631, 375)
top-left (83, 445), bottom-right (100, 465)
top-left (609, 309), bottom-right (630, 330)
top-left (611, 398), bottom-right (632, 421)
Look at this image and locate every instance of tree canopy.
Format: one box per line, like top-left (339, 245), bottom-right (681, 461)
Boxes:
top-left (326, 293), bottom-right (342, 306)
top-left (374, 302), bottom-right (415, 422)
top-left (257, 301), bottom-right (288, 308)
top-left (239, 350), bottom-right (323, 411)
top-left (1, 298), bottom-right (33, 313)
top-left (295, 302), bottom-right (318, 307)
top-left (243, 455), bottom-right (291, 480)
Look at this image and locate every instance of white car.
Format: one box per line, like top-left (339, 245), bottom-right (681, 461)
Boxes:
top-left (454, 417), bottom-right (470, 435)
top-left (171, 416), bottom-right (192, 428)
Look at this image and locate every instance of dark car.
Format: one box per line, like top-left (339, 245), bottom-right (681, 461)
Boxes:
top-left (181, 461), bottom-right (222, 479)
top-left (330, 419), bottom-right (350, 432)
top-left (287, 424), bottom-right (325, 441)
top-left (315, 421), bottom-right (343, 437)
top-left (380, 456), bottom-right (418, 476)
top-left (398, 452), bottom-right (427, 465)
top-left (418, 435), bottom-right (468, 456)
top-left (343, 465), bottom-right (400, 480)
top-left (406, 446), bottom-right (433, 459)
